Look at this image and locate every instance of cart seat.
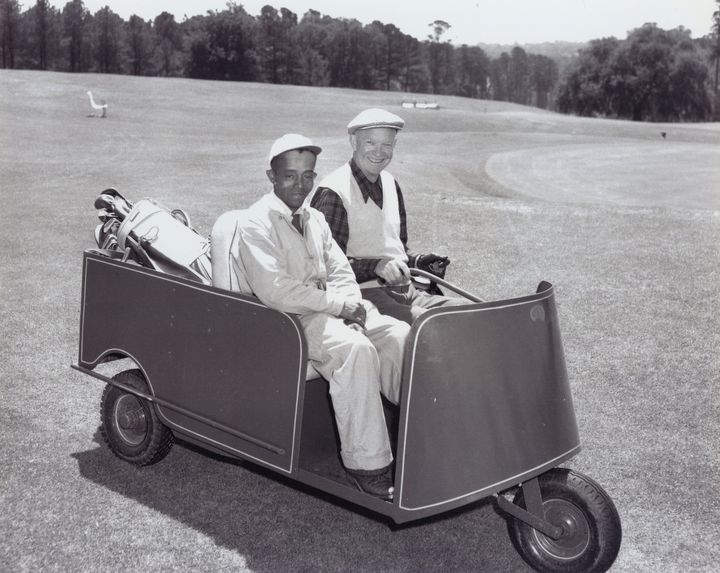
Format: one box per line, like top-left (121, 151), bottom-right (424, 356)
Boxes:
top-left (210, 210), bottom-right (254, 295)
top-left (211, 211), bottom-right (322, 382)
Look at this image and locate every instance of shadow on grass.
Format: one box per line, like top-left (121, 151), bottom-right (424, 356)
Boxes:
top-left (73, 432), bottom-right (531, 572)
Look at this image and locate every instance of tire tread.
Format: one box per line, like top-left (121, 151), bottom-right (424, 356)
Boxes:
top-left (506, 468), bottom-right (622, 573)
top-left (100, 369), bottom-right (174, 466)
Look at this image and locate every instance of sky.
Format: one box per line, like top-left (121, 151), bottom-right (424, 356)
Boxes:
top-left (47, 0), bottom-right (717, 45)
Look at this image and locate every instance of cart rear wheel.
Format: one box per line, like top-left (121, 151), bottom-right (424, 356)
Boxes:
top-left (100, 369), bottom-right (173, 466)
top-left (507, 469), bottom-right (621, 573)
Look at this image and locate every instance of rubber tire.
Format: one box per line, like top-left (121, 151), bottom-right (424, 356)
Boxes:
top-left (507, 469), bottom-right (622, 573)
top-left (100, 369), bottom-right (173, 466)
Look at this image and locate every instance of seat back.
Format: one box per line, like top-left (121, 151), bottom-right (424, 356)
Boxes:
top-left (210, 211), bottom-right (322, 382)
top-left (210, 210), bottom-right (254, 295)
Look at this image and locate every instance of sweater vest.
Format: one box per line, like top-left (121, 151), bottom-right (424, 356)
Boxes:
top-left (317, 163), bottom-right (407, 262)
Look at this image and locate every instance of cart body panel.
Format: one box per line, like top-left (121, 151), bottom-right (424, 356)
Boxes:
top-left (79, 252), bottom-right (307, 473)
top-left (394, 289), bottom-right (580, 518)
top-left (77, 251), bottom-right (581, 523)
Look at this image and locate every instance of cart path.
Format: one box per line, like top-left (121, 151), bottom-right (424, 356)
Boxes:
top-left (485, 141), bottom-right (720, 210)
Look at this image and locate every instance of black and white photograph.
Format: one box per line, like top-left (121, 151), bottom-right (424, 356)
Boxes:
top-left (1, 1), bottom-right (718, 571)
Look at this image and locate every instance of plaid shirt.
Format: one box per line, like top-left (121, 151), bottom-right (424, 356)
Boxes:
top-left (311, 159), bottom-right (418, 283)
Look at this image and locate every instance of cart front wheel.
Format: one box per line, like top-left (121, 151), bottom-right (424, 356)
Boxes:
top-left (100, 369), bottom-right (173, 466)
top-left (507, 469), bottom-right (621, 573)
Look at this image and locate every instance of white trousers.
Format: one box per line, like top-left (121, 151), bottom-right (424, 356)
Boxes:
top-left (300, 301), bottom-right (409, 471)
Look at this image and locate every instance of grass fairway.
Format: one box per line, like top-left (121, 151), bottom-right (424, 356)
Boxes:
top-left (1, 69), bottom-right (719, 572)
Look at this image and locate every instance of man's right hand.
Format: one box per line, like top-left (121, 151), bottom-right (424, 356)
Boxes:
top-left (339, 301), bottom-right (367, 329)
top-left (375, 258), bottom-right (411, 286)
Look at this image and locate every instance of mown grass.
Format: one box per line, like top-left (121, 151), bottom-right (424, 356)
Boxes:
top-left (1, 69), bottom-right (719, 572)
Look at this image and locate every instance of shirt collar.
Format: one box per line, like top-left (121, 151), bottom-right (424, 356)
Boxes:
top-left (265, 191), bottom-right (310, 221)
top-left (349, 158), bottom-right (384, 208)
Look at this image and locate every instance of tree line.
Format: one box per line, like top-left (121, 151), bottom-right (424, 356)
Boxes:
top-left (0, 0), bottom-right (557, 109)
top-left (557, 22), bottom-right (718, 121)
top-left (1, 0), bottom-right (719, 120)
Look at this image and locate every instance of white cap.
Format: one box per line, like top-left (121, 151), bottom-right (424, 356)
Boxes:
top-left (268, 133), bottom-right (322, 166)
top-left (347, 108), bottom-right (405, 134)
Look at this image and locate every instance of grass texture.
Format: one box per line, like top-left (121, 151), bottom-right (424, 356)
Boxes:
top-left (1, 69), bottom-right (719, 572)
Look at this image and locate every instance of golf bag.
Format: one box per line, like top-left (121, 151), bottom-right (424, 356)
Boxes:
top-left (93, 189), bottom-right (212, 285)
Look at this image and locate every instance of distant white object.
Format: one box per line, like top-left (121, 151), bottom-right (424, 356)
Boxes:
top-left (87, 91), bottom-right (108, 118)
top-left (401, 100), bottom-right (439, 110)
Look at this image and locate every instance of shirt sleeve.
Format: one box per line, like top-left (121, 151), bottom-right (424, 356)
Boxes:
top-left (310, 187), bottom-right (349, 251)
top-left (236, 216), bottom-right (346, 316)
top-left (311, 186), bottom-right (382, 283)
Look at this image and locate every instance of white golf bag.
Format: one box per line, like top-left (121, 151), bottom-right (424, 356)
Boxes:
top-left (93, 189), bottom-right (212, 285)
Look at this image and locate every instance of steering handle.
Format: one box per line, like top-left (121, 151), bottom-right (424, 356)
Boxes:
top-left (410, 268), bottom-right (482, 303)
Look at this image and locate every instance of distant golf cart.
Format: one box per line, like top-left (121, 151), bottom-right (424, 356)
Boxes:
top-left (73, 191), bottom-right (622, 573)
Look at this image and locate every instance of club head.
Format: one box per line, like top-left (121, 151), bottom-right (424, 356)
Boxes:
top-left (171, 208), bottom-right (191, 228)
top-left (100, 188), bottom-right (130, 203)
top-left (102, 219), bottom-right (119, 235)
top-left (101, 188), bottom-right (133, 214)
top-left (94, 193), bottom-right (115, 211)
top-left (101, 234), bottom-right (118, 250)
top-left (97, 208), bottom-right (115, 222)
top-left (113, 197), bottom-right (131, 219)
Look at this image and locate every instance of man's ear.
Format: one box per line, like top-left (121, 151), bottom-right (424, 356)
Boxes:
top-left (349, 134), bottom-right (357, 152)
top-left (266, 169), bottom-right (275, 184)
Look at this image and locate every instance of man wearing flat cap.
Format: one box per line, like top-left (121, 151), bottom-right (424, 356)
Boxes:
top-left (310, 108), bottom-right (465, 324)
top-left (212, 134), bottom-right (409, 500)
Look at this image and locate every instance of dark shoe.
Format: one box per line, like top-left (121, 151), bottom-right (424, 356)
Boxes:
top-left (346, 465), bottom-right (394, 501)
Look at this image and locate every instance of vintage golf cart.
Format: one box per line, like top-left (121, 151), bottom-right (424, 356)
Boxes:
top-left (73, 192), bottom-right (622, 573)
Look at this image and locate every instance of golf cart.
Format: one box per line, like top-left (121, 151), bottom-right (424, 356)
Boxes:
top-left (73, 191), bottom-right (622, 573)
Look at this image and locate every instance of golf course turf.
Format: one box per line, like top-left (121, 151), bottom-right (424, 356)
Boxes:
top-left (1, 69), bottom-right (719, 572)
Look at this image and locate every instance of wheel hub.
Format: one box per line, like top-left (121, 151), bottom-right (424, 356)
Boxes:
top-left (113, 395), bottom-right (147, 446)
top-left (118, 410), bottom-right (142, 430)
top-left (533, 498), bottom-right (591, 560)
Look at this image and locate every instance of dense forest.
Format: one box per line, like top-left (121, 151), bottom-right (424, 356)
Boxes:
top-left (558, 23), bottom-right (719, 121)
top-left (1, 0), bottom-right (719, 121)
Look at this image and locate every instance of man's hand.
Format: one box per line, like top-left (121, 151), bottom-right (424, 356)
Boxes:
top-left (415, 253), bottom-right (450, 278)
top-left (375, 258), bottom-right (411, 286)
top-left (339, 301), bottom-right (367, 330)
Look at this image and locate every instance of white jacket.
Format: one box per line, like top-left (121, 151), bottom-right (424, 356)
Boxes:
top-left (233, 192), bottom-right (361, 316)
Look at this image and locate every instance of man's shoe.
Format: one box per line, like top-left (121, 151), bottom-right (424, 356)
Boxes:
top-left (346, 465), bottom-right (394, 501)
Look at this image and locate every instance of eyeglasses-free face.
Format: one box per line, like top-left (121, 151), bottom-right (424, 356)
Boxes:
top-left (267, 149), bottom-right (318, 211)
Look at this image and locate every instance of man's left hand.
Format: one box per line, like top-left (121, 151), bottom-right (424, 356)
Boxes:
top-left (340, 300), bottom-right (367, 331)
top-left (415, 253), bottom-right (450, 278)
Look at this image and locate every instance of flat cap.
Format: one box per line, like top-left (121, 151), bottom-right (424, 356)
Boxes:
top-left (347, 108), bottom-right (405, 134)
top-left (268, 133), bottom-right (322, 166)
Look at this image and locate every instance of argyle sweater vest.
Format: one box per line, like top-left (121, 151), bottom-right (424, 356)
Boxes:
top-left (318, 163), bottom-right (407, 262)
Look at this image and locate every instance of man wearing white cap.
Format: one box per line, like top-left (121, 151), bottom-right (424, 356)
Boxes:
top-left (310, 108), bottom-right (465, 324)
top-left (212, 134), bottom-right (409, 500)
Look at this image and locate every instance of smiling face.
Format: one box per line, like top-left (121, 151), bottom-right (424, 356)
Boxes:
top-left (267, 149), bottom-right (318, 211)
top-left (351, 127), bottom-right (398, 181)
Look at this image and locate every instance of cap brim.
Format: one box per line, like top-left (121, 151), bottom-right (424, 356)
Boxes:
top-left (269, 145), bottom-right (322, 164)
top-left (300, 145), bottom-right (322, 155)
top-left (349, 123), bottom-right (404, 134)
